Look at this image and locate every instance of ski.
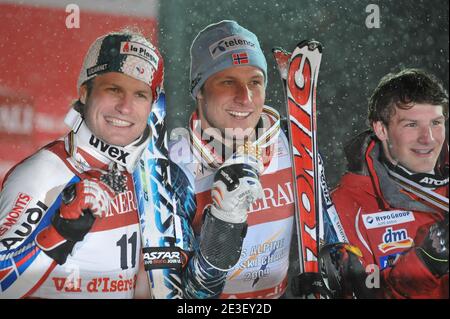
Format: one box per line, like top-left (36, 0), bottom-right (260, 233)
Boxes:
top-left (132, 91), bottom-right (184, 299)
top-left (273, 42), bottom-right (348, 297)
top-left (318, 155), bottom-right (349, 244)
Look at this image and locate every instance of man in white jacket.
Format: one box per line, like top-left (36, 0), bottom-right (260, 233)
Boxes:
top-left (0, 29), bottom-right (163, 298)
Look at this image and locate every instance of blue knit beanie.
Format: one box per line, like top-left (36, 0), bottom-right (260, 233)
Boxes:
top-left (190, 20), bottom-right (267, 99)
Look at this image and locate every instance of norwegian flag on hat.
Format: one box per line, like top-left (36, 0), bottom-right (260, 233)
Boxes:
top-left (232, 52), bottom-right (249, 65)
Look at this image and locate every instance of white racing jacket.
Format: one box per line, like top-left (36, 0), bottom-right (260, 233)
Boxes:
top-left (0, 109), bottom-right (149, 298)
top-left (170, 106), bottom-right (295, 299)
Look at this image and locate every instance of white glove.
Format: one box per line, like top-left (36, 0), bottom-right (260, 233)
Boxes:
top-left (210, 154), bottom-right (264, 223)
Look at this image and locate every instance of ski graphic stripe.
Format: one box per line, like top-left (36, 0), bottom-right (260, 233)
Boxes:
top-left (274, 42), bottom-right (348, 297)
top-left (288, 42), bottom-right (322, 275)
top-left (132, 92), bottom-right (183, 299)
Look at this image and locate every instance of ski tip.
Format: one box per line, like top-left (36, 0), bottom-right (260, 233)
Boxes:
top-left (272, 47), bottom-right (291, 55)
top-left (296, 40), bottom-right (323, 53)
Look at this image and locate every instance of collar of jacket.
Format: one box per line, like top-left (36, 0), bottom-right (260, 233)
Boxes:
top-left (63, 107), bottom-right (150, 174)
top-left (366, 140), bottom-right (438, 213)
top-left (188, 105), bottom-right (280, 171)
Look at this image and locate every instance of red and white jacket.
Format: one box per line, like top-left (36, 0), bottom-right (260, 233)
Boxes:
top-left (332, 131), bottom-right (448, 299)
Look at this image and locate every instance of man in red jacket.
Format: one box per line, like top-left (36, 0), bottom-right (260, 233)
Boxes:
top-left (331, 68), bottom-right (448, 298)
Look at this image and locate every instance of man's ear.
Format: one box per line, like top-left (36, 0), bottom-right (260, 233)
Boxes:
top-left (79, 85), bottom-right (88, 104)
top-left (372, 121), bottom-right (388, 142)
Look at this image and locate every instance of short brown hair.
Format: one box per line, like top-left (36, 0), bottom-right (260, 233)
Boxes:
top-left (368, 68), bottom-right (448, 126)
top-left (72, 79), bottom-right (94, 117)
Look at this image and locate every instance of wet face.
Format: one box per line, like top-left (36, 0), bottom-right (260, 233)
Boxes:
top-left (373, 103), bottom-right (446, 173)
top-left (80, 72), bottom-right (152, 147)
top-left (197, 66), bottom-right (265, 141)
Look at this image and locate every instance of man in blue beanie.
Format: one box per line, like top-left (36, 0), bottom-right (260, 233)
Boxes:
top-left (169, 20), bottom-right (295, 299)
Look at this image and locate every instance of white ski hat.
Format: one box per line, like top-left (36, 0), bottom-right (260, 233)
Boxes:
top-left (189, 20), bottom-right (267, 99)
top-left (78, 31), bottom-right (164, 101)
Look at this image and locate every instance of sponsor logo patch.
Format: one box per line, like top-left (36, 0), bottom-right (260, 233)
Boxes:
top-left (142, 247), bottom-right (187, 270)
top-left (0, 193), bottom-right (32, 236)
top-left (120, 41), bottom-right (159, 69)
top-left (379, 252), bottom-right (404, 270)
top-left (86, 63), bottom-right (109, 77)
top-left (378, 227), bottom-right (414, 253)
top-left (0, 200), bottom-right (48, 250)
top-left (419, 176), bottom-right (449, 186)
top-left (136, 66), bottom-right (145, 75)
top-left (88, 135), bottom-right (130, 165)
top-left (209, 35), bottom-right (256, 59)
top-left (363, 210), bottom-right (415, 229)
